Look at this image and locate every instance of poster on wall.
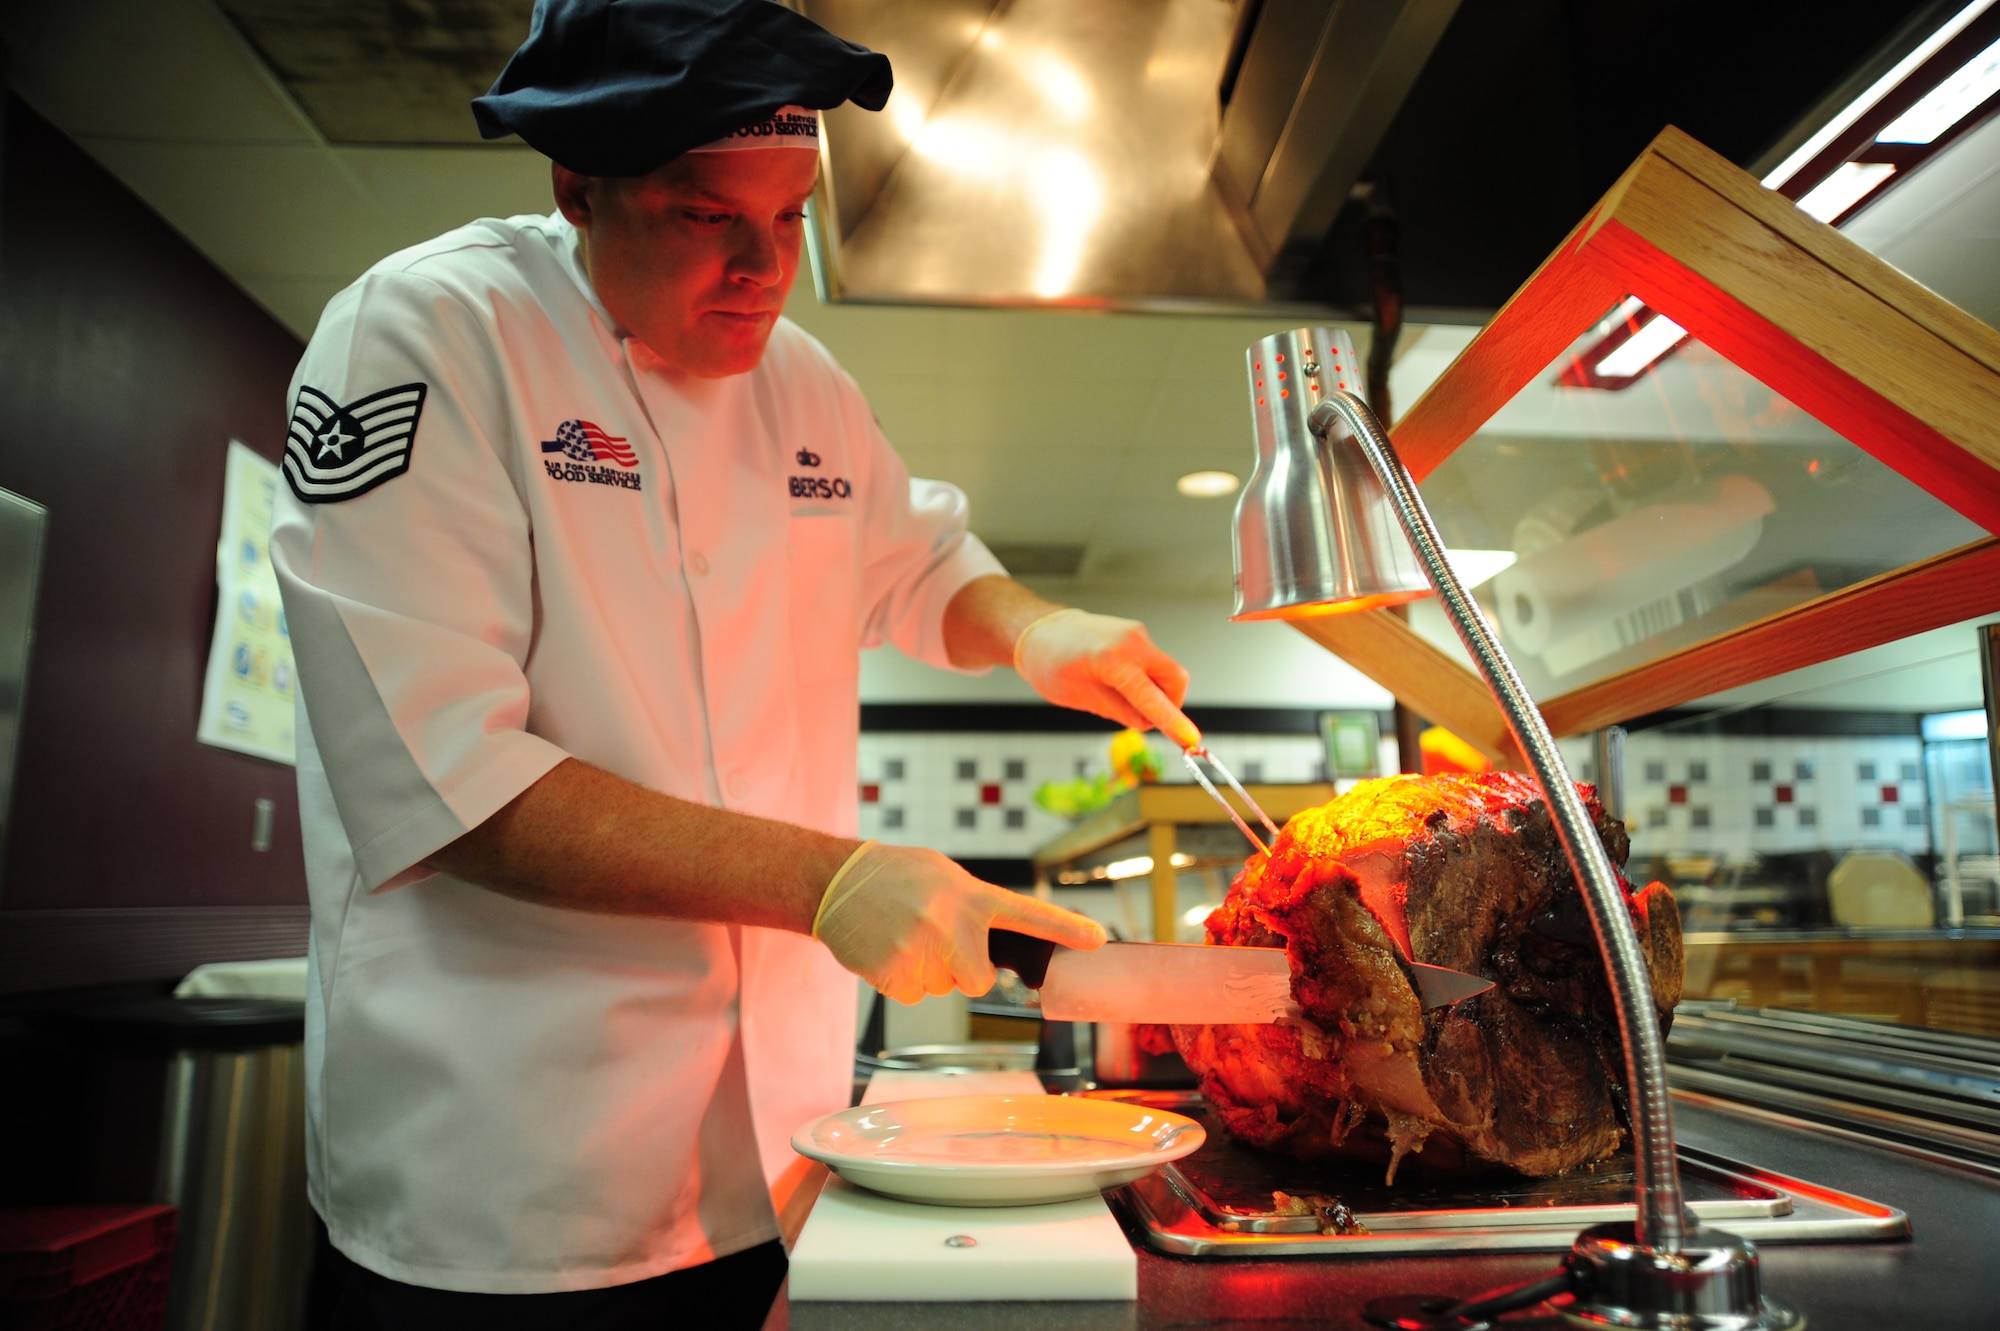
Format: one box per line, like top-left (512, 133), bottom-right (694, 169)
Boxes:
top-left (196, 441), bottom-right (296, 765)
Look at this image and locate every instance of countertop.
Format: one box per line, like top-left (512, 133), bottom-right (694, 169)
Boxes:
top-left (774, 1095), bottom-right (2000, 1330)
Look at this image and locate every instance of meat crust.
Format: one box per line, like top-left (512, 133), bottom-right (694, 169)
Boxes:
top-left (1172, 772), bottom-right (1682, 1181)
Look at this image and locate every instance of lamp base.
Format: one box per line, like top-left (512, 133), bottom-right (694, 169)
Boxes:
top-left (1562, 1223), bottom-right (1802, 1330)
top-left (1363, 1223), bottom-right (1802, 1331)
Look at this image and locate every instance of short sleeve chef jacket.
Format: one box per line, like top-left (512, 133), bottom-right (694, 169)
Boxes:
top-left (269, 211), bottom-right (1003, 1294)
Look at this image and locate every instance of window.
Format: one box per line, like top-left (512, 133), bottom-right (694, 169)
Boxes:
top-left (1690, 808), bottom-right (1711, 828)
top-left (1648, 807), bottom-right (1668, 828)
top-left (882, 808), bottom-right (905, 830)
top-left (1755, 807), bottom-right (1775, 827)
top-left (883, 759), bottom-right (905, 781)
top-left (1900, 762), bottom-right (1920, 782)
top-left (1004, 759), bottom-right (1027, 781)
top-left (1752, 761), bottom-right (1772, 782)
top-left (1905, 806), bottom-right (1926, 827)
top-left (1795, 761), bottom-right (1815, 781)
top-left (1004, 808), bottom-right (1026, 829)
top-left (954, 808), bottom-right (977, 829)
top-left (956, 759), bottom-right (978, 781)
top-left (1861, 807), bottom-right (1881, 827)
top-left (1645, 761), bottom-right (1667, 782)
top-left (1242, 761), bottom-right (1265, 782)
top-left (1688, 761), bottom-right (1709, 783)
top-left (1798, 807), bottom-right (1818, 827)
top-left (1858, 761), bottom-right (1877, 781)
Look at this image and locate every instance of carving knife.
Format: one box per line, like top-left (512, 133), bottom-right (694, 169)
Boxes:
top-left (987, 931), bottom-right (1494, 1020)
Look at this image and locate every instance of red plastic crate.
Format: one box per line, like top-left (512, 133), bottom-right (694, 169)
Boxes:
top-left (0, 1206), bottom-right (175, 1331)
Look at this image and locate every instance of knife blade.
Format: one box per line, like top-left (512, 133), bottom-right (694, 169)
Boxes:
top-left (988, 931), bottom-right (1495, 1020)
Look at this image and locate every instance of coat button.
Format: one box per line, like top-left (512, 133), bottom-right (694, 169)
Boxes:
top-left (688, 551), bottom-right (710, 576)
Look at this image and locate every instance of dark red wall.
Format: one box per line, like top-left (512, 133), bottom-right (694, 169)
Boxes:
top-left (0, 95), bottom-right (308, 929)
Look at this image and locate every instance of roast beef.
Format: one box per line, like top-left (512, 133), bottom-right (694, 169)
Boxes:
top-left (1167, 772), bottom-right (1682, 1181)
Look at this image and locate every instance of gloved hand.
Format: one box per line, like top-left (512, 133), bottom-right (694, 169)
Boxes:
top-left (1015, 608), bottom-right (1202, 750)
top-left (814, 841), bottom-right (1106, 1005)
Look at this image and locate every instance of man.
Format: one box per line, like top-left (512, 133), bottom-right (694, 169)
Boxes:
top-left (271, 1), bottom-right (1201, 1325)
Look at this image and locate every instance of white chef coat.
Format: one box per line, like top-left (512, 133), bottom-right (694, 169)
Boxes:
top-left (269, 210), bottom-right (1003, 1294)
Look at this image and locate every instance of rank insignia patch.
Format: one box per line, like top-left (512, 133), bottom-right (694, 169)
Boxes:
top-left (282, 383), bottom-right (428, 503)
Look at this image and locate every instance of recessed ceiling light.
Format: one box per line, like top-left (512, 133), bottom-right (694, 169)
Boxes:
top-left (1177, 470), bottom-right (1241, 498)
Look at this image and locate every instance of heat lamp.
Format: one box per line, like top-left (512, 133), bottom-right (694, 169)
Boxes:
top-left (1230, 328), bottom-right (1800, 1331)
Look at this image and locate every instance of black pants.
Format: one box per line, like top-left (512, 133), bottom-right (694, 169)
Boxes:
top-left (321, 1233), bottom-right (788, 1331)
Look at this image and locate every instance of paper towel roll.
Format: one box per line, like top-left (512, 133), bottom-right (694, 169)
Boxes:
top-left (1494, 474), bottom-right (1775, 655)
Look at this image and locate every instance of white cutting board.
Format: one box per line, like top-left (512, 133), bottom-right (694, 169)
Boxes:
top-left (785, 1070), bottom-right (1138, 1301)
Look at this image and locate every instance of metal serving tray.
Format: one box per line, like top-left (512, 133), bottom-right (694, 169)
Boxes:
top-left (1091, 1090), bottom-right (1908, 1257)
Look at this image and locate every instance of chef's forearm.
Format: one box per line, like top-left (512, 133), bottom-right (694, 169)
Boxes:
top-left (421, 757), bottom-right (859, 932)
top-left (942, 574), bottom-right (1065, 670)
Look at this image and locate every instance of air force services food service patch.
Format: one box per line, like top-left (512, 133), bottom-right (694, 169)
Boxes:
top-left (540, 419), bottom-right (641, 490)
top-left (283, 383), bottom-right (427, 503)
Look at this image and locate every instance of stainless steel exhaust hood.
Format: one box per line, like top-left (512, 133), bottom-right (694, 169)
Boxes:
top-left (799, 0), bottom-right (1460, 311)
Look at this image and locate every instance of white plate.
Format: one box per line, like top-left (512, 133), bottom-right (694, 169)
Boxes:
top-left (791, 1094), bottom-right (1206, 1207)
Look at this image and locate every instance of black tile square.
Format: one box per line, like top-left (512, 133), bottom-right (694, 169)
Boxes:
top-left (954, 808), bottom-right (977, 829)
top-left (1752, 761), bottom-right (1771, 782)
top-left (1004, 808), bottom-right (1026, 829)
top-left (882, 808), bottom-right (905, 830)
top-left (883, 759), bottom-right (905, 781)
top-left (1004, 759), bottom-right (1027, 782)
top-left (956, 759), bottom-right (978, 781)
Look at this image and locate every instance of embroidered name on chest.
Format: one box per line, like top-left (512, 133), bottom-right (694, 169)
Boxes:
top-left (540, 419), bottom-right (642, 491)
top-left (788, 447), bottom-right (851, 501)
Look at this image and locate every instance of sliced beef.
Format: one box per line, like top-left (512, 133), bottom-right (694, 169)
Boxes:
top-left (1173, 772), bottom-right (1682, 1181)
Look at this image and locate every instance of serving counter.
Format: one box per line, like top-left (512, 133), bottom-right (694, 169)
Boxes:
top-left (777, 1090), bottom-right (2000, 1330)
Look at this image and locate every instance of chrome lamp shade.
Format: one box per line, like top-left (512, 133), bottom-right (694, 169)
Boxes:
top-left (1231, 328), bottom-right (1430, 621)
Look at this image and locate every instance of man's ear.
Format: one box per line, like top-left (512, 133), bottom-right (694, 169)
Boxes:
top-left (552, 162), bottom-right (593, 227)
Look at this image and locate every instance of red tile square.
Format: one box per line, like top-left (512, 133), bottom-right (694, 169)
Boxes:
top-left (860, 784), bottom-right (880, 804)
top-left (1881, 785), bottom-right (1900, 803)
top-left (1668, 785), bottom-right (1688, 805)
top-left (1774, 785), bottom-right (1794, 805)
top-left (980, 783), bottom-right (1002, 805)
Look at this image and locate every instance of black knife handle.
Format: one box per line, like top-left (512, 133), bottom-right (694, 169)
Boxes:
top-left (988, 929), bottom-right (1056, 989)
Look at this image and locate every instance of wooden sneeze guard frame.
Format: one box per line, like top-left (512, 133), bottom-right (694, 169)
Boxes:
top-left (1292, 125), bottom-right (2000, 754)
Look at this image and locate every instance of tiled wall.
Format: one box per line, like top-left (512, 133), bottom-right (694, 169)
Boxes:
top-left (1622, 731), bottom-right (1929, 860)
top-left (855, 731), bottom-right (1332, 859)
top-left (856, 725), bottom-right (1940, 867)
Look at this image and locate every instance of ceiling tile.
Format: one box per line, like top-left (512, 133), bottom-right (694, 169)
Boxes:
top-left (3, 0), bottom-right (315, 144)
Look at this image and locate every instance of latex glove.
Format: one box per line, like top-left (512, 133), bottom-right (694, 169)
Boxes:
top-left (1015, 608), bottom-right (1202, 750)
top-left (814, 841), bottom-right (1106, 1005)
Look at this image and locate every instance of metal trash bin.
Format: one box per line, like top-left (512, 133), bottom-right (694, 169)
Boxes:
top-left (68, 998), bottom-right (309, 1331)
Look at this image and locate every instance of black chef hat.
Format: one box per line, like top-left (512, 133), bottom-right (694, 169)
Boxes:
top-left (472, 0), bottom-right (893, 176)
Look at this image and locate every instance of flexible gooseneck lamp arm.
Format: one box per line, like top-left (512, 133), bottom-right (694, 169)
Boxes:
top-left (1305, 391), bottom-right (1688, 1251)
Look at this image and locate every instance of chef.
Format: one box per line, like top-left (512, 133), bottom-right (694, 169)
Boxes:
top-left (270, 0), bottom-right (1200, 1326)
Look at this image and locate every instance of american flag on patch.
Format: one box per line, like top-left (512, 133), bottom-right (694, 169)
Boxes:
top-left (542, 419), bottom-right (638, 468)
